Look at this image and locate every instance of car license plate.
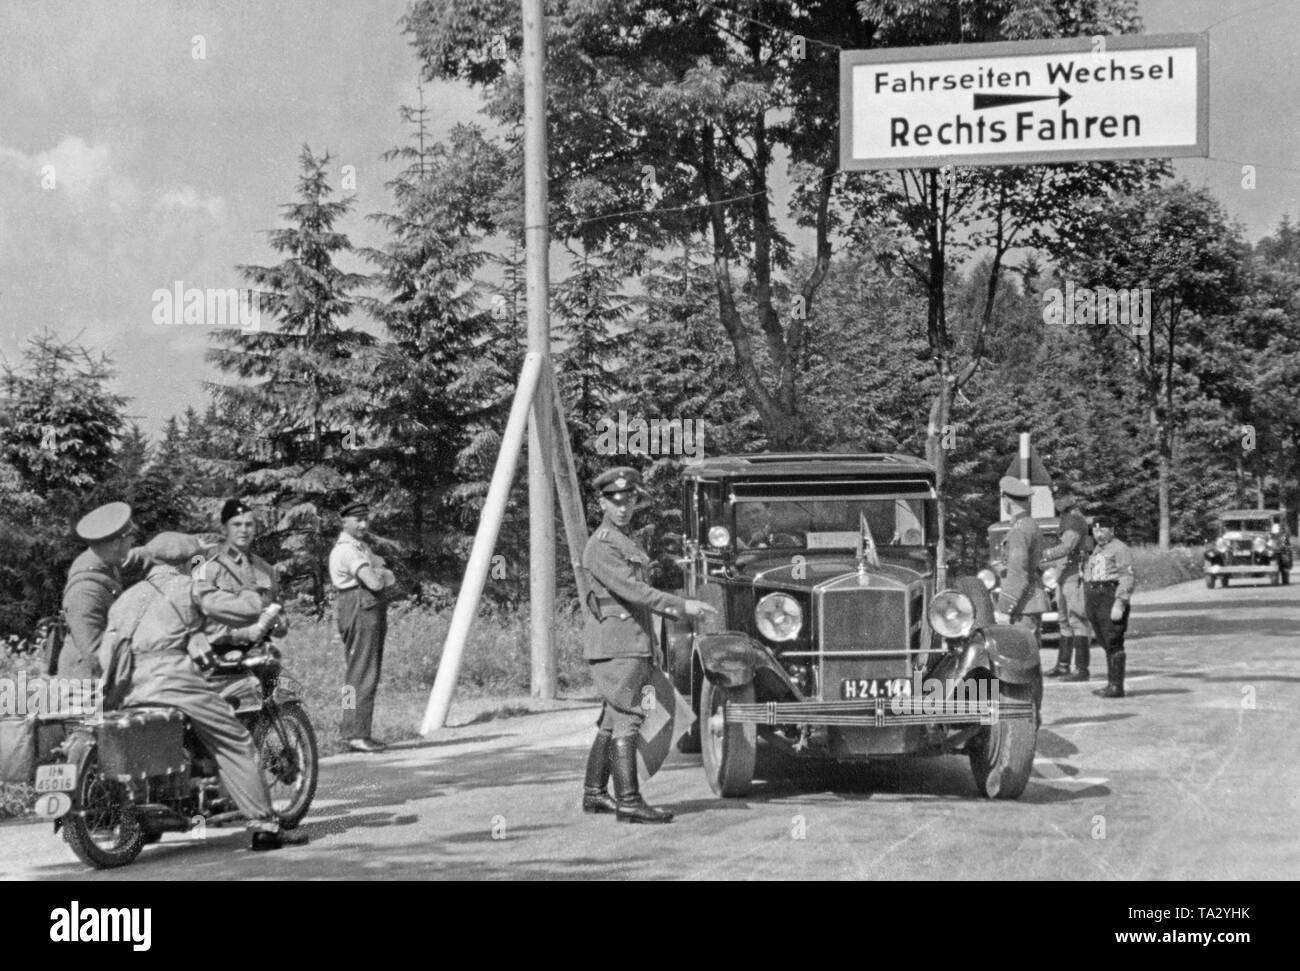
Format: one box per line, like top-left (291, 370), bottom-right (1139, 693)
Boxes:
top-left (34, 764), bottom-right (77, 793)
top-left (841, 678), bottom-right (912, 700)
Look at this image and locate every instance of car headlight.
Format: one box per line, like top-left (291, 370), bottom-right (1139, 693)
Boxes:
top-left (1215, 537), bottom-right (1229, 553)
top-left (977, 568), bottom-right (998, 591)
top-left (1268, 536), bottom-right (1279, 550)
top-left (708, 526), bottom-right (731, 548)
top-left (755, 593), bottom-right (802, 642)
top-left (1041, 566), bottom-right (1059, 590)
top-left (1252, 537), bottom-right (1267, 554)
top-left (928, 589), bottom-right (975, 639)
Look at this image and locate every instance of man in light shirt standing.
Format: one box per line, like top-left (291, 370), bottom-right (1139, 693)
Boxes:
top-left (328, 500), bottom-right (396, 753)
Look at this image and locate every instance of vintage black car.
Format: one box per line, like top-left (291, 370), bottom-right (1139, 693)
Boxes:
top-left (664, 454), bottom-right (1041, 800)
top-left (1203, 509), bottom-right (1293, 587)
top-left (980, 518), bottom-right (1063, 641)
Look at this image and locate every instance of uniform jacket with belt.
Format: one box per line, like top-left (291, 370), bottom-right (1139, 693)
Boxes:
top-left (101, 565), bottom-right (264, 706)
top-left (193, 542), bottom-right (280, 645)
top-left (998, 512), bottom-right (1048, 617)
top-left (59, 546), bottom-right (151, 678)
top-left (1042, 510), bottom-right (1092, 579)
top-left (581, 516), bottom-right (687, 661)
top-left (1085, 538), bottom-right (1136, 601)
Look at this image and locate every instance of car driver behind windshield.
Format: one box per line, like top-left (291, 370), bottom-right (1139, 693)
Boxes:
top-left (735, 502), bottom-right (776, 549)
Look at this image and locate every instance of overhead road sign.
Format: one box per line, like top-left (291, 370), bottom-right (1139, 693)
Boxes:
top-left (840, 33), bottom-right (1208, 170)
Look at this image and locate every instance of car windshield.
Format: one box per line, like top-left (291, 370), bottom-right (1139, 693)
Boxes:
top-left (733, 498), bottom-right (931, 550)
top-left (1221, 518), bottom-right (1276, 533)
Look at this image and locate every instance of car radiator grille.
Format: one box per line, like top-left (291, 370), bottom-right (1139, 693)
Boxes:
top-left (808, 583), bottom-right (916, 695)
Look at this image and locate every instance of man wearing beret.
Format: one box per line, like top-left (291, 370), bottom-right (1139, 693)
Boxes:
top-left (993, 476), bottom-right (1048, 650)
top-left (581, 466), bottom-right (716, 824)
top-left (102, 532), bottom-right (305, 850)
top-left (328, 500), bottom-right (396, 753)
top-left (1041, 488), bottom-right (1094, 679)
top-left (193, 499), bottom-right (287, 651)
top-left (57, 502), bottom-right (151, 679)
top-left (1080, 513), bottom-right (1135, 698)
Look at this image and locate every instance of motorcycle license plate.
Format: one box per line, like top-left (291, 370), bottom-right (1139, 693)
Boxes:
top-left (34, 764), bottom-right (77, 793)
top-left (841, 678), bottom-right (912, 701)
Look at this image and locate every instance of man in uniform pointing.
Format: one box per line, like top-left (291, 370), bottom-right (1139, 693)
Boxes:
top-left (58, 502), bottom-right (150, 679)
top-left (581, 467), bottom-right (715, 824)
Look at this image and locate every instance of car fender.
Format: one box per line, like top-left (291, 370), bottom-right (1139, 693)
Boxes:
top-left (694, 633), bottom-right (802, 700)
top-left (954, 626), bottom-right (1041, 686)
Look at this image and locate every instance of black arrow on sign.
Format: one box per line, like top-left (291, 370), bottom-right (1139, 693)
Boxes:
top-left (973, 87), bottom-right (1072, 110)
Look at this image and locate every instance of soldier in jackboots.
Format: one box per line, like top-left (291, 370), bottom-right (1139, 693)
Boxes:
top-left (1081, 513), bottom-right (1135, 698)
top-left (1042, 488), bottom-right (1094, 679)
top-left (580, 467), bottom-right (715, 824)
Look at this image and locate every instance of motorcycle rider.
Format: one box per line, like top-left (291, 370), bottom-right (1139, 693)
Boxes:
top-left (100, 532), bottom-right (307, 851)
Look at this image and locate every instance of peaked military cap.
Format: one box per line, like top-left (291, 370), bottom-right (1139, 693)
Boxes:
top-left (998, 475), bottom-right (1032, 500)
top-left (221, 498), bottom-right (254, 524)
top-left (594, 466), bottom-right (646, 498)
top-left (1091, 512), bottom-right (1116, 529)
top-left (75, 502), bottom-right (135, 543)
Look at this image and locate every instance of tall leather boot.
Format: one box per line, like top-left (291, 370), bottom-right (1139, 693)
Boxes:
top-left (1063, 637), bottom-right (1090, 682)
top-left (1095, 651), bottom-right (1126, 698)
top-left (582, 731), bottom-right (617, 814)
top-left (1046, 635), bottom-right (1074, 677)
top-left (611, 736), bottom-right (673, 824)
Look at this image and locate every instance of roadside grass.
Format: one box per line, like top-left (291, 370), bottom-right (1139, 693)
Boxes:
top-left (0, 546), bottom-right (1206, 821)
top-left (1131, 544), bottom-right (1204, 591)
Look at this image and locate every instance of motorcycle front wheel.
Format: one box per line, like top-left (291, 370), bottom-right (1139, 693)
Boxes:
top-left (253, 702), bottom-right (318, 829)
top-left (63, 755), bottom-right (146, 869)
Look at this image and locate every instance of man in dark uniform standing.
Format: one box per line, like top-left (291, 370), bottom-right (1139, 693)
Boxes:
top-left (193, 498), bottom-right (287, 651)
top-left (1042, 488), bottom-right (1093, 679)
top-left (328, 500), bottom-right (396, 753)
top-left (581, 467), bottom-right (715, 824)
top-left (1082, 513), bottom-right (1135, 698)
top-left (58, 502), bottom-right (150, 679)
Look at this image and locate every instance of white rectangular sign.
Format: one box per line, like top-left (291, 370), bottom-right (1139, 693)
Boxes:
top-left (840, 34), bottom-right (1208, 169)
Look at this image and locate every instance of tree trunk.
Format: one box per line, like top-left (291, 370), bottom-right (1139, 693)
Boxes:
top-left (926, 381), bottom-right (952, 581)
top-left (1157, 423), bottom-right (1171, 550)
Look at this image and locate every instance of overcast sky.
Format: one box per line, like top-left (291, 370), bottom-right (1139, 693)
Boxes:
top-left (1, 0), bottom-right (1296, 436)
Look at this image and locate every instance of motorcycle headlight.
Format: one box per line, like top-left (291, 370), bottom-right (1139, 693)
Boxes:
top-left (928, 589), bottom-right (975, 640)
top-left (1041, 566), bottom-right (1059, 590)
top-left (1252, 537), bottom-right (1267, 554)
top-left (755, 593), bottom-right (802, 642)
top-left (1215, 537), bottom-right (1229, 553)
top-left (708, 526), bottom-right (731, 549)
top-left (977, 568), bottom-right (998, 591)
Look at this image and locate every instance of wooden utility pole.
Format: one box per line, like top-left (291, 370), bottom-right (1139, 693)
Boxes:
top-left (523, 0), bottom-right (555, 700)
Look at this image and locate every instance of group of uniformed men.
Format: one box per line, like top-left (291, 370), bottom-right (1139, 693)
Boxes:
top-left (55, 495), bottom-right (394, 850)
top-left (994, 476), bottom-right (1135, 700)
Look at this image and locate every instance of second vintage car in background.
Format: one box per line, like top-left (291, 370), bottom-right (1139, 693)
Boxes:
top-left (1203, 508), bottom-right (1293, 587)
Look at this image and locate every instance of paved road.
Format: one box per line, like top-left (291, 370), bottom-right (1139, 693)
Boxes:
top-left (3, 576), bottom-right (1297, 881)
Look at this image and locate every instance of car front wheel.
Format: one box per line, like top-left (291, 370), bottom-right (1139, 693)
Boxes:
top-left (700, 678), bottom-right (756, 797)
top-left (968, 683), bottom-right (1037, 800)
